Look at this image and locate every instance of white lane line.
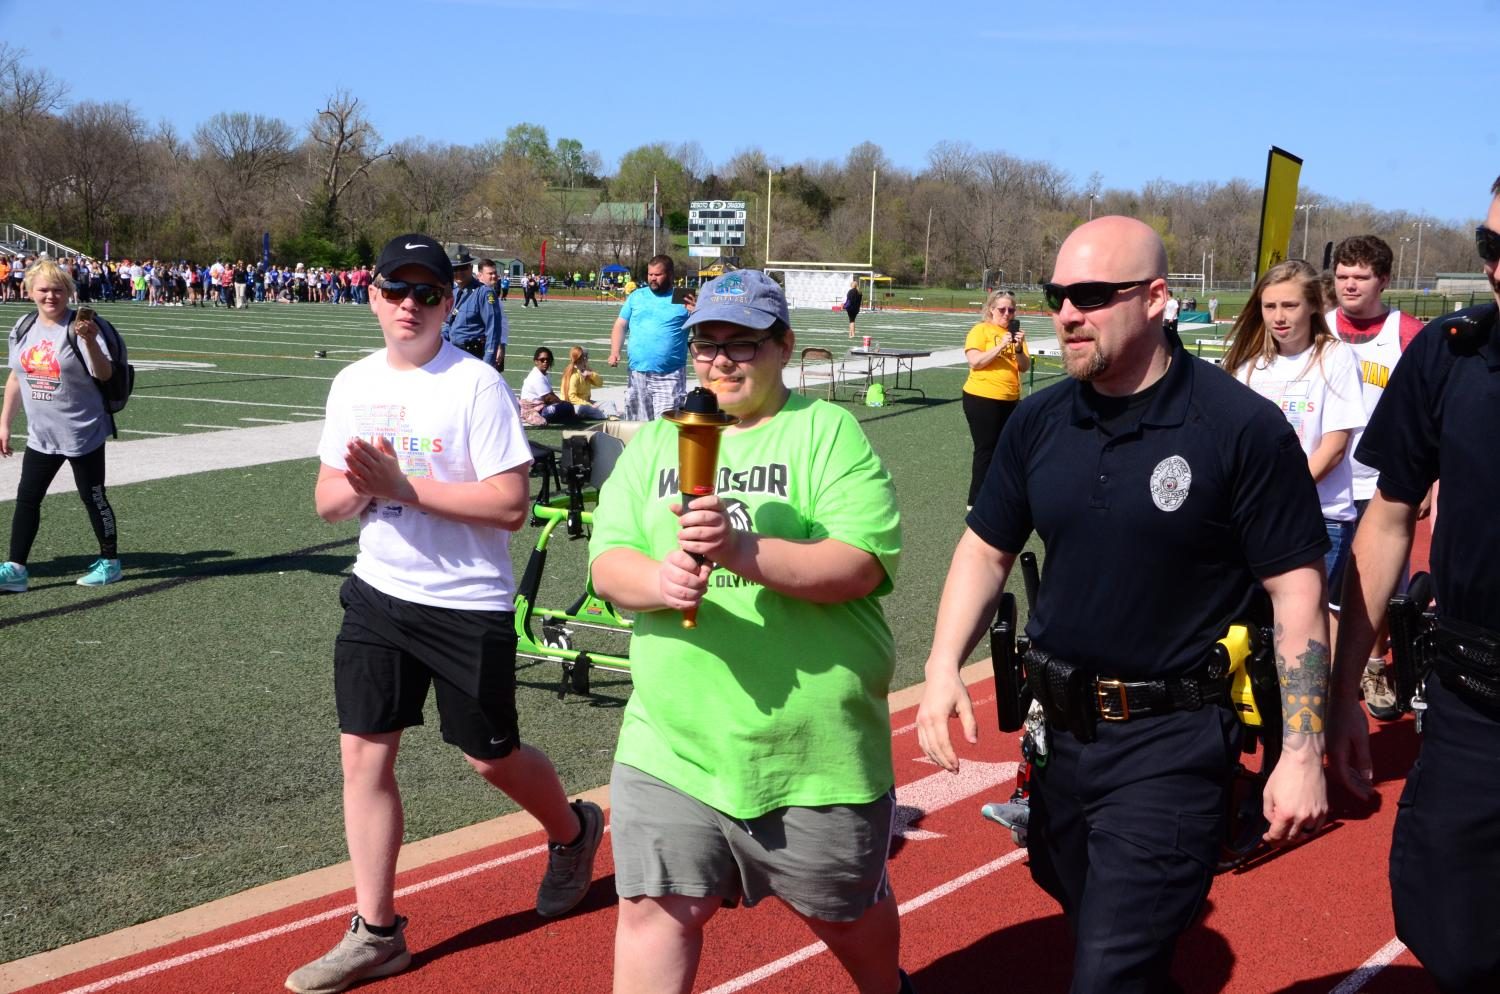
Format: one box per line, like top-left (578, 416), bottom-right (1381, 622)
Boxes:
top-left (699, 850), bottom-right (1028, 994)
top-left (115, 429), bottom-right (178, 437)
top-left (53, 842), bottom-right (555, 994)
top-left (147, 367), bottom-right (338, 382)
top-left (1328, 938), bottom-right (1407, 994)
top-left (891, 695), bottom-right (996, 736)
top-left (132, 396), bottom-right (323, 411)
top-left (180, 424), bottom-right (239, 431)
top-left (239, 418), bottom-right (293, 424)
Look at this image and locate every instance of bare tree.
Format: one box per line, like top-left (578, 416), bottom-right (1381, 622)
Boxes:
top-left (196, 112), bottom-right (295, 190)
top-left (0, 44), bottom-right (68, 229)
top-left (385, 140), bottom-right (482, 240)
top-left (194, 111), bottom-right (295, 249)
top-left (299, 90), bottom-right (389, 233)
top-left (58, 101), bottom-right (147, 248)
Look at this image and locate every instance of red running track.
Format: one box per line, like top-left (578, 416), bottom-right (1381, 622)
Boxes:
top-left (5, 533), bottom-right (1437, 993)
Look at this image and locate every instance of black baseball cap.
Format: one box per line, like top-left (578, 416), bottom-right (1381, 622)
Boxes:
top-left (374, 233), bottom-right (453, 284)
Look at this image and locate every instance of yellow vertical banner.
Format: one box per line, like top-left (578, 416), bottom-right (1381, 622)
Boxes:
top-left (1254, 146), bottom-right (1303, 280)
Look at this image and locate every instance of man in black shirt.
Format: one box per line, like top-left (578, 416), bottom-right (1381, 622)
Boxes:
top-left (1329, 178), bottom-right (1500, 994)
top-left (918, 216), bottom-right (1331, 994)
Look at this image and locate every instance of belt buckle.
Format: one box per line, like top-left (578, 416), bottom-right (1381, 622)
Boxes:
top-left (1096, 678), bottom-right (1130, 721)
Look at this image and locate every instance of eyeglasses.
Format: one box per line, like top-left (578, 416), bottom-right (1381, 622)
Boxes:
top-left (688, 335), bottom-right (775, 363)
top-left (1041, 279), bottom-right (1154, 312)
top-left (1475, 225), bottom-right (1500, 264)
top-left (375, 281), bottom-right (446, 307)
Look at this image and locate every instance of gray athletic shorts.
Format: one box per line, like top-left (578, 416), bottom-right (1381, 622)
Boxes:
top-left (610, 762), bottom-right (896, 922)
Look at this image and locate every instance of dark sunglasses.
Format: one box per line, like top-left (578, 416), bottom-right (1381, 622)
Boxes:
top-left (1475, 225), bottom-right (1500, 265)
top-left (1041, 278), bottom-right (1154, 312)
top-left (375, 281), bottom-right (446, 307)
top-left (688, 335), bottom-right (775, 363)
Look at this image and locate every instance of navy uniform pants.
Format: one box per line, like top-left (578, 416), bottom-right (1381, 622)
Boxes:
top-left (1030, 705), bottom-right (1239, 994)
top-left (1392, 674), bottom-right (1500, 993)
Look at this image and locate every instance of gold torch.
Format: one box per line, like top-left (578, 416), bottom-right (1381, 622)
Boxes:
top-left (663, 387), bottom-right (740, 629)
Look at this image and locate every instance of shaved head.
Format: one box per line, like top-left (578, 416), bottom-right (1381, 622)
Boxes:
top-left (1053, 216), bottom-right (1167, 285)
top-left (1048, 215), bottom-right (1172, 396)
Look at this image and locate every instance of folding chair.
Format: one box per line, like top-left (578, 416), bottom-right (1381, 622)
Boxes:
top-left (798, 347), bottom-right (843, 400)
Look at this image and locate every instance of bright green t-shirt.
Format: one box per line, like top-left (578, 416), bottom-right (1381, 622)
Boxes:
top-left (589, 393), bottom-right (901, 818)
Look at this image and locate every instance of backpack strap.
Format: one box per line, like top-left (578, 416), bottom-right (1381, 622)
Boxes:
top-left (9, 310), bottom-right (37, 346)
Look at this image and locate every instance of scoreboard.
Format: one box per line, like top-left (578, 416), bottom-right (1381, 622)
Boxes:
top-left (688, 200), bottom-right (747, 248)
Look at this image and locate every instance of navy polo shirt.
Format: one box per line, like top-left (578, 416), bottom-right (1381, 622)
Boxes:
top-left (1357, 303), bottom-right (1500, 633)
top-left (969, 339), bottom-right (1328, 679)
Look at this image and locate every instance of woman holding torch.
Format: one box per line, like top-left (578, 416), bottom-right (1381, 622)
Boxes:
top-left (589, 270), bottom-right (914, 994)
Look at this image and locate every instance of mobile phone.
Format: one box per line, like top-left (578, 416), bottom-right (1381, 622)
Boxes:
top-left (76, 307), bottom-right (96, 324)
top-left (672, 287), bottom-right (690, 305)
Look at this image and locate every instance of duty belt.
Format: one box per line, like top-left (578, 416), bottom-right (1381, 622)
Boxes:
top-left (1425, 616), bottom-right (1500, 714)
top-left (1025, 647), bottom-right (1229, 743)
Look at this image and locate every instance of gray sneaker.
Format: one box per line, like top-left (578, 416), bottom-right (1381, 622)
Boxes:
top-left (536, 800), bottom-right (604, 917)
top-left (285, 914), bottom-right (410, 994)
top-left (981, 799), bottom-right (1030, 848)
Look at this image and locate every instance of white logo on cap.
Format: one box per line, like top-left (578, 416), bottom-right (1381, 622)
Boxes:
top-left (404, 242), bottom-right (425, 250)
top-left (1149, 455), bottom-right (1192, 512)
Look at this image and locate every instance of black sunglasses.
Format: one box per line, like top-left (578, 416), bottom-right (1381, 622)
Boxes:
top-left (1041, 279), bottom-right (1154, 312)
top-left (1476, 225), bottom-right (1500, 265)
top-left (688, 335), bottom-right (775, 363)
top-left (376, 281), bottom-right (446, 307)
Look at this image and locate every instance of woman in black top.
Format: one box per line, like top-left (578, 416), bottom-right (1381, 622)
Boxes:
top-left (844, 279), bottom-right (862, 337)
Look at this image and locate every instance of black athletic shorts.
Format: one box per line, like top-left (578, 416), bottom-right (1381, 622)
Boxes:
top-left (333, 574), bottom-right (521, 760)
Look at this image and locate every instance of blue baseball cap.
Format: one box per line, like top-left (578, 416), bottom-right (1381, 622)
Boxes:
top-left (683, 270), bottom-right (790, 332)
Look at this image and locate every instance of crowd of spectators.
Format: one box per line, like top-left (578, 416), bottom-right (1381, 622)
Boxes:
top-left (0, 253), bottom-right (688, 309)
top-left (0, 254), bottom-right (379, 307)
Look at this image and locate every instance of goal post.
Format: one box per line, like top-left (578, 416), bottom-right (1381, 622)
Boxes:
top-left (762, 167), bottom-right (880, 312)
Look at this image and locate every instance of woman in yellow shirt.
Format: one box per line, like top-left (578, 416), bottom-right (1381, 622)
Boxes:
top-left (560, 345), bottom-right (611, 421)
top-left (961, 290), bottom-right (1030, 507)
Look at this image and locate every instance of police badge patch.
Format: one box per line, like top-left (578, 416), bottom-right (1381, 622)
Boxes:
top-left (1149, 455), bottom-right (1192, 512)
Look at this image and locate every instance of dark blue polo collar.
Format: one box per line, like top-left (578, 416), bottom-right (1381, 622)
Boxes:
top-left (1068, 334), bottom-right (1193, 428)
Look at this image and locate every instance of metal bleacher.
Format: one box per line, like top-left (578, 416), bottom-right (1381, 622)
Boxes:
top-left (1, 222), bottom-right (83, 260)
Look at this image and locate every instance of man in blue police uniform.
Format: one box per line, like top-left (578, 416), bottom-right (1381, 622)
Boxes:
top-left (1328, 178), bottom-right (1500, 994)
top-left (443, 256), bottom-right (506, 370)
top-left (607, 254), bottom-right (693, 421)
top-left (918, 216), bottom-right (1331, 994)
top-left (448, 249), bottom-right (475, 309)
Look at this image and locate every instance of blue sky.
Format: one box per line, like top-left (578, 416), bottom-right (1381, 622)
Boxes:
top-left (6, 0), bottom-right (1497, 223)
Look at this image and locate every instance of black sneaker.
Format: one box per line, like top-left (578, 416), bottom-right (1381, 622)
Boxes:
top-left (536, 800), bottom-right (604, 916)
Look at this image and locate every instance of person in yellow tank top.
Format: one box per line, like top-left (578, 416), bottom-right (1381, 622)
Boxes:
top-left (560, 345), bottom-right (611, 420)
top-left (961, 290), bottom-right (1030, 507)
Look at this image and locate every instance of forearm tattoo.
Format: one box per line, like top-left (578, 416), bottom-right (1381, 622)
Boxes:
top-left (1275, 622), bottom-right (1330, 740)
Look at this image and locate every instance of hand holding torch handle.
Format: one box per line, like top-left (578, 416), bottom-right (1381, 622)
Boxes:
top-left (663, 388), bottom-right (739, 628)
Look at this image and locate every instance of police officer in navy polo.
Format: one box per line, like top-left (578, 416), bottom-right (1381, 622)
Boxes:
top-left (918, 216), bottom-right (1331, 994)
top-left (443, 254), bottom-right (506, 370)
top-left (1329, 177), bottom-right (1500, 994)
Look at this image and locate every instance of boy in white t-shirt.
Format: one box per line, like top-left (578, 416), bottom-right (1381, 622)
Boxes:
top-left (288, 234), bottom-right (603, 994)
